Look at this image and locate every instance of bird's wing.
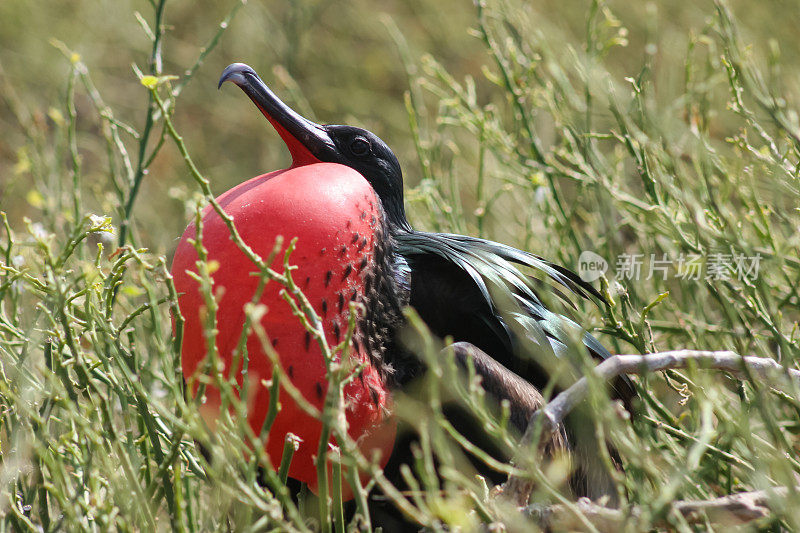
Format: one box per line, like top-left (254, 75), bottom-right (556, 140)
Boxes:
top-left (394, 230), bottom-right (635, 404)
top-left (439, 233), bottom-right (601, 294)
top-left (447, 342), bottom-right (555, 434)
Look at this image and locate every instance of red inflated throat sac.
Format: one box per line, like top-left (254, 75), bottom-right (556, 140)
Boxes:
top-left (171, 163), bottom-right (396, 494)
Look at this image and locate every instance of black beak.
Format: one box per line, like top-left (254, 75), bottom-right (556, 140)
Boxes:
top-left (219, 63), bottom-right (337, 166)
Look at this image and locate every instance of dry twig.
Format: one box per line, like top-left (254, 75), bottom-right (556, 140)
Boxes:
top-left (523, 487), bottom-right (786, 531)
top-left (503, 350), bottom-right (800, 507)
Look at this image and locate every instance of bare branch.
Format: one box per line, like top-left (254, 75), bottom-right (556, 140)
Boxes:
top-left (504, 350), bottom-right (800, 505)
top-left (523, 487), bottom-right (788, 530)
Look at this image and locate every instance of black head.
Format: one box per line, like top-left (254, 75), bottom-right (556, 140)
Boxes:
top-left (219, 63), bottom-right (409, 231)
top-left (321, 125), bottom-right (407, 229)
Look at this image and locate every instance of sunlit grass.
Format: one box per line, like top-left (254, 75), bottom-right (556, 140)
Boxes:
top-left (2, 0), bottom-right (800, 529)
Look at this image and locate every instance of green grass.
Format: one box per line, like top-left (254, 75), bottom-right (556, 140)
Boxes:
top-left (2, 0), bottom-right (800, 530)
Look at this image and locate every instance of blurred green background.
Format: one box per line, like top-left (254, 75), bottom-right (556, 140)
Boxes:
top-left (1, 0), bottom-right (477, 253)
top-left (3, 0), bottom-right (799, 255)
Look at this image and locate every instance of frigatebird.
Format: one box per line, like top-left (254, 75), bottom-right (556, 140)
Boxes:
top-left (216, 62), bottom-right (632, 514)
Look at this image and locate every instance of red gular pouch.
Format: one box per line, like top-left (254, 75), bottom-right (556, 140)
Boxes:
top-left (171, 163), bottom-right (396, 497)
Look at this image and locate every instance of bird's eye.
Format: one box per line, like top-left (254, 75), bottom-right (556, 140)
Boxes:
top-left (350, 137), bottom-right (370, 156)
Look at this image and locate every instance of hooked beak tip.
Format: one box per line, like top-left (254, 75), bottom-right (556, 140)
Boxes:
top-left (216, 61), bottom-right (333, 165)
top-left (218, 62), bottom-right (256, 90)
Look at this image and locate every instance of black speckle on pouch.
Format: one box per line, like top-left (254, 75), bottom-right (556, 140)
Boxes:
top-left (321, 299), bottom-right (328, 316)
top-left (325, 270), bottom-right (333, 287)
top-left (288, 365), bottom-right (294, 378)
top-left (337, 292), bottom-right (345, 312)
top-left (369, 387), bottom-right (380, 407)
top-left (357, 237), bottom-right (367, 251)
top-left (333, 321), bottom-right (341, 343)
top-left (351, 233), bottom-right (360, 244)
top-left (316, 382), bottom-right (324, 399)
top-left (304, 331), bottom-right (311, 351)
top-left (341, 264), bottom-right (352, 280)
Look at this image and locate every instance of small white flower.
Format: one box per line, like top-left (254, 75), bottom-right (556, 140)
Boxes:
top-left (30, 222), bottom-right (48, 239)
top-left (533, 186), bottom-right (550, 206)
top-left (87, 214), bottom-right (117, 251)
top-left (89, 214), bottom-right (107, 229)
